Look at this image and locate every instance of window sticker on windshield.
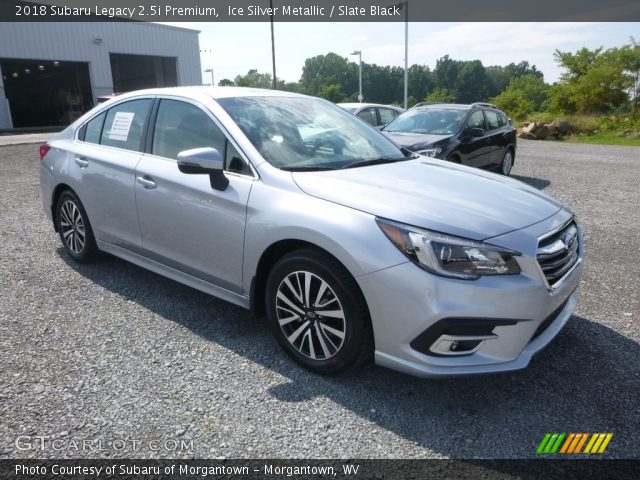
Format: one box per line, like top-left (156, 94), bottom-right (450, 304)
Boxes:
top-left (108, 112), bottom-right (135, 141)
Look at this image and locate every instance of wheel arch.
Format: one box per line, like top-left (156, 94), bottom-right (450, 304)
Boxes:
top-left (250, 239), bottom-right (371, 324)
top-left (51, 183), bottom-right (76, 232)
top-left (507, 144), bottom-right (516, 164)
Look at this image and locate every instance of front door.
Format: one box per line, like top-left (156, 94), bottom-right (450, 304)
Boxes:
top-left (134, 98), bottom-right (254, 292)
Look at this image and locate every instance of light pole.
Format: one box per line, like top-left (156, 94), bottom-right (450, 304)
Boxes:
top-left (270, 0), bottom-right (277, 89)
top-left (350, 50), bottom-right (363, 103)
top-left (398, 1), bottom-right (408, 109)
top-left (204, 68), bottom-right (214, 86)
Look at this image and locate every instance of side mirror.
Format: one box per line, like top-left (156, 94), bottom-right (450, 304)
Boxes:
top-left (469, 127), bottom-right (485, 138)
top-left (177, 147), bottom-right (228, 191)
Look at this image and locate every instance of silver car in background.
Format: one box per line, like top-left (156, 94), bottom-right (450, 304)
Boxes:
top-left (39, 87), bottom-right (583, 377)
top-left (338, 102), bottom-right (404, 129)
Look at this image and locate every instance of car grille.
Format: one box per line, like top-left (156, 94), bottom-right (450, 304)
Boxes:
top-left (536, 221), bottom-right (580, 288)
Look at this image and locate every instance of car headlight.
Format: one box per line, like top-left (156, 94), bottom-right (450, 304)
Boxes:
top-left (417, 147), bottom-right (442, 158)
top-left (377, 218), bottom-right (521, 280)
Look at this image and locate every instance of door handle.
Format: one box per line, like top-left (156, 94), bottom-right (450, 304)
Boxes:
top-left (74, 156), bottom-right (89, 168)
top-left (136, 176), bottom-right (157, 189)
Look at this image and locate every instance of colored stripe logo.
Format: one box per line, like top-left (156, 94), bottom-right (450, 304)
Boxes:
top-left (537, 433), bottom-right (613, 454)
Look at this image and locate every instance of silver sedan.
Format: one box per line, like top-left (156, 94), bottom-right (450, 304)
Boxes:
top-left (39, 87), bottom-right (583, 377)
top-left (338, 102), bottom-right (404, 129)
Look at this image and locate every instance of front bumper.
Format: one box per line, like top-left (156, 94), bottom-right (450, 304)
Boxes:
top-left (357, 211), bottom-right (583, 377)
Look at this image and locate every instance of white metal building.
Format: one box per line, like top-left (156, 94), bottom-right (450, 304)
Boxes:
top-left (0, 22), bottom-right (201, 129)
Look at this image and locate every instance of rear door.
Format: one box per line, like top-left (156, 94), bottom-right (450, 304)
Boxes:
top-left (69, 97), bottom-right (153, 251)
top-left (134, 97), bottom-right (254, 292)
top-left (484, 109), bottom-right (509, 167)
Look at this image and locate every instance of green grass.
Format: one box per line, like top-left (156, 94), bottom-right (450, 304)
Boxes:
top-left (564, 133), bottom-right (640, 146)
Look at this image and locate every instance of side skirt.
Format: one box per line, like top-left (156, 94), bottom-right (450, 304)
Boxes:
top-left (96, 240), bottom-right (251, 309)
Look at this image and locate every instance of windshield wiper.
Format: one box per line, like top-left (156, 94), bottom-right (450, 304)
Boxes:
top-left (341, 157), bottom-right (411, 169)
top-left (280, 165), bottom-right (339, 172)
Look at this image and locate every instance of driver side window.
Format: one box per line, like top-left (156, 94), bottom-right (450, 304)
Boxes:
top-left (152, 99), bottom-right (252, 176)
top-left (152, 99), bottom-right (225, 160)
top-left (466, 110), bottom-right (486, 130)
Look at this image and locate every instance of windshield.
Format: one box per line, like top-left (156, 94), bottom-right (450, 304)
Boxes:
top-left (384, 108), bottom-right (467, 135)
top-left (217, 96), bottom-right (407, 170)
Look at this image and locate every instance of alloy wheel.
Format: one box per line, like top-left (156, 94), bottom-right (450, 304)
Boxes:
top-left (59, 199), bottom-right (86, 254)
top-left (502, 151), bottom-right (513, 175)
top-left (275, 270), bottom-right (346, 360)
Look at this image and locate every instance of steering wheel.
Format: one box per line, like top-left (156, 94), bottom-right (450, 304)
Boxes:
top-left (311, 138), bottom-right (342, 155)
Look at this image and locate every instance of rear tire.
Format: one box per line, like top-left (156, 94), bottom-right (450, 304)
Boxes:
top-left (265, 248), bottom-right (372, 374)
top-left (55, 190), bottom-right (100, 262)
top-left (500, 149), bottom-right (514, 176)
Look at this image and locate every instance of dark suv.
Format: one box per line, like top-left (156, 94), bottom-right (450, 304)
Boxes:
top-left (381, 103), bottom-right (517, 175)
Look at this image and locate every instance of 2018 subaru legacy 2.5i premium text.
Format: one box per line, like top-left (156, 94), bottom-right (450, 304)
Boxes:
top-left (39, 87), bottom-right (583, 377)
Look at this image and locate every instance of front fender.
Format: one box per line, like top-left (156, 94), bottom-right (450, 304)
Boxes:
top-left (242, 181), bottom-right (408, 295)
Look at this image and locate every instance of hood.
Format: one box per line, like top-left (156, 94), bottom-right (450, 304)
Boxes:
top-left (383, 131), bottom-right (451, 150)
top-left (292, 159), bottom-right (562, 240)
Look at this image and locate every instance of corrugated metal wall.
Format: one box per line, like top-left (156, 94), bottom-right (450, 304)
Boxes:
top-left (0, 22), bottom-right (201, 129)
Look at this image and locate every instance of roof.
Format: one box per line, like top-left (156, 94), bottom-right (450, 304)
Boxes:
top-left (338, 103), bottom-right (404, 110)
top-left (415, 103), bottom-right (471, 110)
top-left (415, 103), bottom-right (500, 110)
top-left (113, 86), bottom-right (308, 101)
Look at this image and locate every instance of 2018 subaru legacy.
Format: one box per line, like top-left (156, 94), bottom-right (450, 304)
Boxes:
top-left (39, 87), bottom-right (583, 377)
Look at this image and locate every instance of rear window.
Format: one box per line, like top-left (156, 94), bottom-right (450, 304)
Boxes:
top-left (99, 99), bottom-right (153, 152)
top-left (83, 112), bottom-right (106, 144)
top-left (485, 110), bottom-right (501, 130)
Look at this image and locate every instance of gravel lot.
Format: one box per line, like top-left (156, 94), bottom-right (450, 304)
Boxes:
top-left (0, 139), bottom-right (638, 459)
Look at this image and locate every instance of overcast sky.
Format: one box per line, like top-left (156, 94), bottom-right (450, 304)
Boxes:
top-left (162, 22), bottom-right (639, 86)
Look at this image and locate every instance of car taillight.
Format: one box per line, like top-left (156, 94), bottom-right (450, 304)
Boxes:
top-left (39, 143), bottom-right (51, 161)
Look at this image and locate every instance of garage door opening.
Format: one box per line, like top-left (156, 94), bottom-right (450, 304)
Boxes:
top-left (1, 58), bottom-right (92, 128)
top-left (110, 53), bottom-right (178, 93)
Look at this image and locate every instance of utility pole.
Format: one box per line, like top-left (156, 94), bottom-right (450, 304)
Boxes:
top-left (270, 0), bottom-right (277, 89)
top-left (351, 50), bottom-right (363, 102)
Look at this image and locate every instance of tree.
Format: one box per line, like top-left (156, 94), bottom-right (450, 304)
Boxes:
top-left (550, 45), bottom-right (635, 113)
top-left (318, 84), bottom-right (345, 103)
top-left (425, 88), bottom-right (456, 103)
top-left (486, 61), bottom-right (543, 98)
top-left (617, 38), bottom-right (640, 117)
top-left (407, 65), bottom-right (433, 104)
top-left (431, 56), bottom-right (491, 103)
top-left (491, 89), bottom-right (535, 119)
top-left (234, 69), bottom-right (273, 89)
top-left (300, 53), bottom-right (357, 97)
top-left (218, 78), bottom-right (234, 86)
top-left (491, 74), bottom-right (551, 117)
top-left (455, 60), bottom-right (488, 103)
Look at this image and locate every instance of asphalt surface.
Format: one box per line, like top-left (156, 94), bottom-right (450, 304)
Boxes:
top-left (0, 139), bottom-right (638, 459)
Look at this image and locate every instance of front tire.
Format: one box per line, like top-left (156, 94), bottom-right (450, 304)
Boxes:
top-left (265, 248), bottom-right (372, 374)
top-left (500, 149), bottom-right (513, 175)
top-left (55, 190), bottom-right (100, 262)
